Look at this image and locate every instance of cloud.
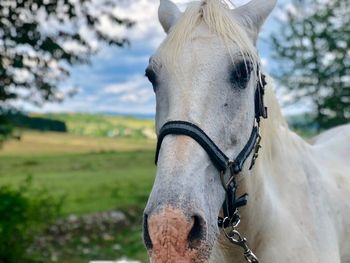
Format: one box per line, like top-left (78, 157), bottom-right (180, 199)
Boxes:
top-left (111, 0), bottom-right (164, 49)
top-left (102, 0), bottom-right (251, 50)
top-left (104, 75), bottom-right (154, 103)
top-left (24, 0), bottom-right (301, 116)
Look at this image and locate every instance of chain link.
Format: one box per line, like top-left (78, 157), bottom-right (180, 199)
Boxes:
top-left (222, 217), bottom-right (259, 263)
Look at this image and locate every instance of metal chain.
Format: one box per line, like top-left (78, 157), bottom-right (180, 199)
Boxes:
top-left (222, 216), bottom-right (259, 263)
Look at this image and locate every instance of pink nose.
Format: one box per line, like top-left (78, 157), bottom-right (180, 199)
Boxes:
top-left (146, 208), bottom-right (204, 263)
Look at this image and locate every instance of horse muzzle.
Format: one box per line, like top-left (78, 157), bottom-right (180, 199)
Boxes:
top-left (143, 206), bottom-right (211, 263)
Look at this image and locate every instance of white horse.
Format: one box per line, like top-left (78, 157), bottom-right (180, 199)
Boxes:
top-left (143, 0), bottom-right (350, 262)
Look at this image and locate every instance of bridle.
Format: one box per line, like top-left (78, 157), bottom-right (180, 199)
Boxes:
top-left (154, 71), bottom-right (268, 263)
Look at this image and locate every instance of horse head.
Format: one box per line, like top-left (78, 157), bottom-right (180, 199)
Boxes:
top-left (143, 0), bottom-right (276, 262)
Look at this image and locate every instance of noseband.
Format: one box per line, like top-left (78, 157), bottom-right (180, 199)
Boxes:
top-left (154, 72), bottom-right (268, 262)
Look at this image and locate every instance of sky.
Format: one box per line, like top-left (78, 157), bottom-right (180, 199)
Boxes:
top-left (23, 0), bottom-right (306, 116)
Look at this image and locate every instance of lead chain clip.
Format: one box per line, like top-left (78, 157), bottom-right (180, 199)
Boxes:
top-left (222, 216), bottom-right (259, 263)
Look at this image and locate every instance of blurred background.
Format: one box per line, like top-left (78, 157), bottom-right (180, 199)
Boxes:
top-left (0, 0), bottom-right (348, 262)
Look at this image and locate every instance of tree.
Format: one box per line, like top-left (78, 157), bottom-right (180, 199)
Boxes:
top-left (271, 0), bottom-right (350, 129)
top-left (0, 177), bottom-right (62, 262)
top-left (0, 0), bottom-right (133, 142)
top-left (0, 108), bottom-right (13, 142)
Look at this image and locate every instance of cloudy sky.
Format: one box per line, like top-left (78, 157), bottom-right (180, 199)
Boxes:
top-left (25, 0), bottom-right (304, 116)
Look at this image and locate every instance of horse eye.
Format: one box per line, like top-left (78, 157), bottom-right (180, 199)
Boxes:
top-left (145, 68), bottom-right (157, 91)
top-left (230, 61), bottom-right (253, 88)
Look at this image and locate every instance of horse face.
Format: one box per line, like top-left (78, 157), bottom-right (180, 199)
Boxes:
top-left (143, 0), bottom-right (276, 262)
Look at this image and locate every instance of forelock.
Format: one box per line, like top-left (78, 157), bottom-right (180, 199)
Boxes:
top-left (157, 0), bottom-right (260, 73)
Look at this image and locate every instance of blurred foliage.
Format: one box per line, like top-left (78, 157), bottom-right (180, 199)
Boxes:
top-left (38, 113), bottom-right (156, 139)
top-left (0, 177), bottom-right (63, 263)
top-left (271, 0), bottom-right (350, 129)
top-left (6, 112), bottom-right (67, 132)
top-left (30, 210), bottom-right (148, 262)
top-left (0, 0), bottom-right (133, 105)
top-left (287, 113), bottom-right (319, 138)
top-left (0, 110), bottom-right (13, 144)
top-left (0, 0), bottom-right (134, 141)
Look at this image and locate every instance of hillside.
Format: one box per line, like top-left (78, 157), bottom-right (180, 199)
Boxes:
top-left (31, 113), bottom-right (156, 139)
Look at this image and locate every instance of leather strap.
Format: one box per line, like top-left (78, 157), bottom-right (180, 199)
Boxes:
top-left (155, 121), bottom-right (259, 174)
top-left (155, 121), bottom-right (229, 172)
top-left (255, 73), bottom-right (268, 120)
top-left (232, 126), bottom-right (259, 174)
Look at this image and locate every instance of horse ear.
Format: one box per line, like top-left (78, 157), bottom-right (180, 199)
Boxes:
top-left (232, 0), bottom-right (277, 34)
top-left (158, 0), bottom-right (182, 33)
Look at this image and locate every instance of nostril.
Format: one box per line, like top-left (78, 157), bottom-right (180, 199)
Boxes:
top-left (143, 214), bottom-right (153, 250)
top-left (188, 215), bottom-right (205, 249)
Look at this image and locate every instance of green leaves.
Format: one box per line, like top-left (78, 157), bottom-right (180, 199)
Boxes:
top-left (0, 109), bottom-right (14, 144)
top-left (271, 0), bottom-right (350, 129)
top-left (0, 0), bottom-right (134, 143)
top-left (0, 0), bottom-right (134, 105)
top-left (0, 177), bottom-right (63, 262)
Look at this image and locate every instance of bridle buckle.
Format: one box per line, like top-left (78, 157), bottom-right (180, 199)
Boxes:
top-left (249, 133), bottom-right (262, 170)
top-left (220, 161), bottom-right (236, 190)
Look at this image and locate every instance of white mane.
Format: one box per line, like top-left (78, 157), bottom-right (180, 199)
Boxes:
top-left (157, 0), bottom-right (260, 73)
top-left (259, 75), bottom-right (290, 162)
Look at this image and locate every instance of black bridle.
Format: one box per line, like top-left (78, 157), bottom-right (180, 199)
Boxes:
top-left (154, 72), bottom-right (268, 228)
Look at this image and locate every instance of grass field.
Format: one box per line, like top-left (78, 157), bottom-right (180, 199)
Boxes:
top-left (0, 115), bottom-right (157, 262)
top-left (0, 149), bottom-right (155, 215)
top-left (0, 113), bottom-right (317, 262)
top-left (0, 131), bottom-right (155, 156)
top-left (0, 149), bottom-right (155, 262)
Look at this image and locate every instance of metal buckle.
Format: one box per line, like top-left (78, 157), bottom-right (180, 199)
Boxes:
top-left (220, 161), bottom-right (235, 190)
top-left (249, 133), bottom-right (262, 170)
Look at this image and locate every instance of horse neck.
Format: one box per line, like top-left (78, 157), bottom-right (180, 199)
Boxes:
top-left (241, 83), bottom-right (301, 229)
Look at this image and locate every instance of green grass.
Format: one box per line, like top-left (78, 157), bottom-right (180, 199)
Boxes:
top-left (0, 117), bottom-right (156, 214)
top-left (0, 150), bottom-right (155, 216)
top-left (0, 150), bottom-right (155, 262)
top-left (0, 128), bottom-right (156, 262)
